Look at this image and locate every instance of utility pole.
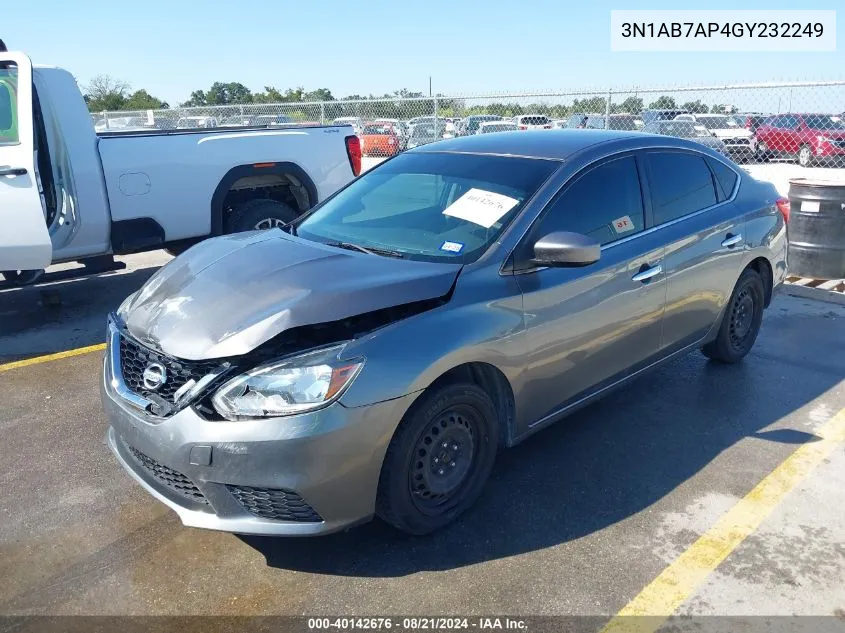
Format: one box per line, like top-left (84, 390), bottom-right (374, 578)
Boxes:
top-left (429, 76), bottom-right (432, 97)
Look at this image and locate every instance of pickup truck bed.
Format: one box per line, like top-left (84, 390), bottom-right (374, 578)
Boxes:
top-left (97, 125), bottom-right (354, 244)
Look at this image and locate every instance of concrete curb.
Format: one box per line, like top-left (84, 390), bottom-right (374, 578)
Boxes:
top-left (782, 283), bottom-right (845, 306)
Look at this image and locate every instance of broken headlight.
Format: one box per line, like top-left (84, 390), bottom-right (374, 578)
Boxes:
top-left (211, 344), bottom-right (364, 421)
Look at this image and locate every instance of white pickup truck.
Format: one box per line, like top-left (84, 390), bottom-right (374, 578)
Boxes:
top-left (0, 50), bottom-right (361, 284)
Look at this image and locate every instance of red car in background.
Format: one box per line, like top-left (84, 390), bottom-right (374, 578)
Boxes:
top-left (755, 113), bottom-right (845, 167)
top-left (360, 122), bottom-right (402, 157)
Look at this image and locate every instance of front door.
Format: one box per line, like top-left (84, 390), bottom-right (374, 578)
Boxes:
top-left (512, 154), bottom-right (667, 431)
top-left (0, 51), bottom-right (51, 272)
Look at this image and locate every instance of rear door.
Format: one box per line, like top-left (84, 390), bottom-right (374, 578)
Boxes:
top-left (0, 52), bottom-right (51, 271)
top-left (642, 150), bottom-right (747, 352)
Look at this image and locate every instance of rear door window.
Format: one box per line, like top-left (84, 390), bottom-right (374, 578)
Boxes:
top-left (532, 156), bottom-right (645, 246)
top-left (645, 152), bottom-right (718, 224)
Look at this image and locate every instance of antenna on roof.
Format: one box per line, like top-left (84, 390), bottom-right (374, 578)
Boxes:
top-left (0, 39), bottom-right (7, 52)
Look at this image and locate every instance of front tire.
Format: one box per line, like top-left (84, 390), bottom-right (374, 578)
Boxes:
top-left (225, 198), bottom-right (299, 234)
top-left (702, 268), bottom-right (765, 364)
top-left (376, 383), bottom-right (499, 535)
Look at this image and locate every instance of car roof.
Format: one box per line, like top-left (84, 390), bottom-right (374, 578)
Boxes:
top-left (411, 129), bottom-right (688, 160)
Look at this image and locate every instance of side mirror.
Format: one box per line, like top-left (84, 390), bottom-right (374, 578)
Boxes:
top-left (532, 231), bottom-right (600, 267)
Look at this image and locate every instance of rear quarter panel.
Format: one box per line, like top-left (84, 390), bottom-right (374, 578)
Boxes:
top-left (97, 127), bottom-right (354, 241)
top-left (739, 174), bottom-right (788, 289)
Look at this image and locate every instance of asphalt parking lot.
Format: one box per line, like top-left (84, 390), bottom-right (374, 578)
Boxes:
top-left (1, 250), bottom-right (844, 628)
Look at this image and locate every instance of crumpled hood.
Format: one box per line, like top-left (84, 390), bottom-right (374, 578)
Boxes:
top-left (120, 231), bottom-right (461, 360)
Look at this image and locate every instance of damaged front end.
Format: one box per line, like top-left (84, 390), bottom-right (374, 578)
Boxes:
top-left (107, 293), bottom-right (450, 421)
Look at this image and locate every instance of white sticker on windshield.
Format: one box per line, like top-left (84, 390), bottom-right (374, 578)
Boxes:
top-left (612, 215), bottom-right (636, 233)
top-left (440, 240), bottom-right (464, 253)
top-left (801, 200), bottom-right (820, 212)
top-left (443, 188), bottom-right (519, 228)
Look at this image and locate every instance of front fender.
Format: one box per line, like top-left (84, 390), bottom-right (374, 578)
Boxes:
top-left (339, 268), bottom-right (524, 409)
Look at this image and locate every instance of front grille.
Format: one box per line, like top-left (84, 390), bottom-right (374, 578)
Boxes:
top-left (125, 443), bottom-right (209, 505)
top-left (724, 138), bottom-right (750, 145)
top-left (227, 485), bottom-right (322, 522)
top-left (118, 334), bottom-right (220, 403)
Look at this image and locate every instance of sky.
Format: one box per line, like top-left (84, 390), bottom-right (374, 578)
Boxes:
top-left (3, 0), bottom-right (843, 106)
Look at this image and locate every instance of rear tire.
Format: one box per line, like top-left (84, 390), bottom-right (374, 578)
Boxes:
top-left (702, 268), bottom-right (765, 364)
top-left (225, 198), bottom-right (299, 234)
top-left (376, 383), bottom-right (499, 535)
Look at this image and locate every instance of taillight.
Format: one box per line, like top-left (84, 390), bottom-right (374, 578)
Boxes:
top-left (776, 197), bottom-right (790, 224)
top-left (745, 117), bottom-right (752, 129)
top-left (345, 135), bottom-right (361, 177)
top-left (519, 125), bottom-right (527, 130)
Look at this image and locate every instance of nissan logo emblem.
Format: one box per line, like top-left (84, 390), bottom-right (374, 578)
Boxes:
top-left (142, 363), bottom-right (168, 391)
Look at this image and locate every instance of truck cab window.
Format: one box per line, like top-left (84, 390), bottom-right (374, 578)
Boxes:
top-left (0, 63), bottom-right (19, 145)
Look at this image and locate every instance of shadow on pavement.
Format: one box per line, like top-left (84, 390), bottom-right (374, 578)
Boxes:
top-left (241, 302), bottom-right (845, 577)
top-left (0, 266), bottom-right (161, 362)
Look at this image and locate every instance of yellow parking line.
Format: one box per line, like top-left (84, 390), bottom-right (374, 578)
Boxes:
top-left (0, 343), bottom-right (106, 373)
top-left (601, 404), bottom-right (845, 633)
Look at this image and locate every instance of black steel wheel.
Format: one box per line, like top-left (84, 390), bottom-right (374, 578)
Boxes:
top-left (702, 268), bottom-right (765, 363)
top-left (377, 383), bottom-right (499, 535)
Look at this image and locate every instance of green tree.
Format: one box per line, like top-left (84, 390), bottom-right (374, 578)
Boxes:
top-left (83, 74), bottom-right (130, 111)
top-left (648, 95), bottom-right (677, 110)
top-left (682, 100), bottom-right (708, 113)
top-left (304, 88), bottom-right (334, 102)
top-left (617, 96), bottom-right (643, 114)
top-left (124, 89), bottom-right (168, 110)
top-left (182, 82), bottom-right (253, 106)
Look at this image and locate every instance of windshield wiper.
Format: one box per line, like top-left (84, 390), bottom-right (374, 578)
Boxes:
top-left (326, 240), bottom-right (405, 259)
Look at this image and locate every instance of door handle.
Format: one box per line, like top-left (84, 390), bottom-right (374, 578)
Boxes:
top-left (721, 233), bottom-right (743, 248)
top-left (0, 167), bottom-right (27, 177)
top-left (632, 264), bottom-right (662, 283)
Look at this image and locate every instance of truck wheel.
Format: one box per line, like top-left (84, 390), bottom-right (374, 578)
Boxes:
top-left (1, 269), bottom-right (44, 286)
top-left (798, 144), bottom-right (814, 168)
top-left (226, 199), bottom-right (299, 234)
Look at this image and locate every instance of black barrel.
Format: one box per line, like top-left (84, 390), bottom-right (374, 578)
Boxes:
top-left (787, 178), bottom-right (845, 280)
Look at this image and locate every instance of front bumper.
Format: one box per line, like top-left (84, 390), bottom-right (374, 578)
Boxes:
top-left (102, 340), bottom-right (418, 536)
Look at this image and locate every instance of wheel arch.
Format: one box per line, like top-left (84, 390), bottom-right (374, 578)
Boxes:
top-left (420, 361), bottom-right (516, 448)
top-left (746, 256), bottom-right (774, 307)
top-left (210, 163), bottom-right (318, 236)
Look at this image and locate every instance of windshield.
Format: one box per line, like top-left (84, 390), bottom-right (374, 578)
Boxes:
top-left (699, 116), bottom-right (736, 129)
top-left (295, 152), bottom-right (557, 263)
top-left (803, 114), bottom-right (845, 130)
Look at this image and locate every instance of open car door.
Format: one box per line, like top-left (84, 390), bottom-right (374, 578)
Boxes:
top-left (0, 51), bottom-right (51, 273)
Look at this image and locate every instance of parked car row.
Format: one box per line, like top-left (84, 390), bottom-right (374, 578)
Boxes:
top-left (350, 108), bottom-right (845, 168)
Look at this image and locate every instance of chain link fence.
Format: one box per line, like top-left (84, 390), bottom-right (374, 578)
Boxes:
top-left (96, 81), bottom-right (845, 170)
